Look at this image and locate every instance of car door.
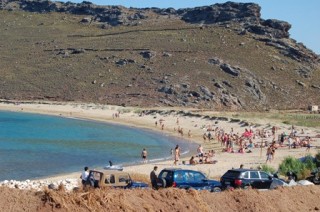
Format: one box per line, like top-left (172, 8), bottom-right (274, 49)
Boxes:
top-left (191, 171), bottom-right (207, 189)
top-left (259, 171), bottom-right (273, 189)
top-left (249, 171), bottom-right (261, 188)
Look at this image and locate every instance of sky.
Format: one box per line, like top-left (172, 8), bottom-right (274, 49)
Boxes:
top-left (59, 0), bottom-right (320, 54)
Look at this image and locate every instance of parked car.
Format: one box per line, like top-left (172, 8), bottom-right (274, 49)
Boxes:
top-left (157, 168), bottom-right (222, 192)
top-left (85, 170), bottom-right (148, 189)
top-left (220, 169), bottom-right (274, 190)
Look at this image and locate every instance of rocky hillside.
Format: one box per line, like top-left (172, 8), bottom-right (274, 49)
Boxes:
top-left (0, 0), bottom-right (319, 110)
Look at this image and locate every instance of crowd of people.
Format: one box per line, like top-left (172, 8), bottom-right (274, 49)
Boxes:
top-left (152, 115), bottom-right (316, 166)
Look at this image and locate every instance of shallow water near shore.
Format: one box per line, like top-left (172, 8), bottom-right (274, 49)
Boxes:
top-left (0, 111), bottom-right (195, 181)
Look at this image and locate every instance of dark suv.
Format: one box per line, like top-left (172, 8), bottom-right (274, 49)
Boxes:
top-left (157, 168), bottom-right (222, 192)
top-left (220, 169), bottom-right (273, 189)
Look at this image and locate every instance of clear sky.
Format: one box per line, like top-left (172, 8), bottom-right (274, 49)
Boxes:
top-left (59, 0), bottom-right (320, 54)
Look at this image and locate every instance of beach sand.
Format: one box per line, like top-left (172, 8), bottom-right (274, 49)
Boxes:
top-left (0, 100), bottom-right (319, 184)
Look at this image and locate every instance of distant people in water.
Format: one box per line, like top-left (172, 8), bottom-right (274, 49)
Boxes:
top-left (141, 148), bottom-right (148, 163)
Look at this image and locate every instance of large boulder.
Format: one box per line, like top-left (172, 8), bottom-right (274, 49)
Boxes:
top-left (180, 2), bottom-right (261, 24)
top-left (220, 63), bottom-right (240, 77)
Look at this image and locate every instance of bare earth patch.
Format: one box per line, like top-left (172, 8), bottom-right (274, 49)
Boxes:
top-left (1, 186), bottom-right (320, 211)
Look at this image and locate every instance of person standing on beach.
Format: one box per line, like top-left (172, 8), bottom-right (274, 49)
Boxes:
top-left (141, 148), bottom-right (148, 163)
top-left (150, 166), bottom-right (158, 190)
top-left (80, 166), bottom-right (89, 186)
top-left (197, 144), bottom-right (204, 162)
top-left (306, 137), bottom-right (311, 152)
top-left (266, 146), bottom-right (272, 163)
top-left (174, 145), bottom-right (180, 165)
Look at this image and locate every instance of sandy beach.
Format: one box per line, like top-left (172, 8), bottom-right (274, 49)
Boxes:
top-left (0, 100), bottom-right (319, 186)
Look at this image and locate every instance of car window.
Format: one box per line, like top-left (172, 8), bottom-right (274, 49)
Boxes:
top-left (110, 175), bottom-right (115, 183)
top-left (174, 171), bottom-right (184, 183)
top-left (119, 175), bottom-right (130, 183)
top-left (105, 174), bottom-right (111, 184)
top-left (223, 170), bottom-right (240, 178)
top-left (159, 171), bottom-right (173, 181)
top-left (242, 171), bottom-right (249, 179)
top-left (259, 171), bottom-right (270, 179)
top-left (185, 172), bottom-right (195, 183)
top-left (110, 174), bottom-right (116, 183)
top-left (250, 171), bottom-right (260, 179)
top-left (193, 172), bottom-right (206, 182)
top-left (159, 171), bottom-right (169, 178)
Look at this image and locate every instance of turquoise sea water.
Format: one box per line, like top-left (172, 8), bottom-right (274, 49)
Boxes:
top-left (0, 111), bottom-right (195, 181)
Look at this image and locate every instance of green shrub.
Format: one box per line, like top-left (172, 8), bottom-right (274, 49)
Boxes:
top-left (304, 154), bottom-right (317, 170)
top-left (314, 151), bottom-right (320, 168)
top-left (299, 167), bottom-right (311, 180)
top-left (279, 156), bottom-right (305, 180)
top-left (260, 164), bottom-right (276, 174)
top-left (279, 155), bottom-right (317, 180)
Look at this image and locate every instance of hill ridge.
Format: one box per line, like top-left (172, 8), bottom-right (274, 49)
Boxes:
top-left (0, 0), bottom-right (319, 110)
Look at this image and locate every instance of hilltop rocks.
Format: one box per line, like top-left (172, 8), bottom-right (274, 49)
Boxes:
top-left (220, 63), bottom-right (240, 77)
top-left (180, 2), bottom-right (261, 24)
top-left (140, 51), bottom-right (156, 59)
top-left (115, 58), bottom-right (136, 66)
top-left (262, 19), bottom-right (291, 37)
top-left (208, 58), bottom-right (241, 77)
top-left (208, 57), bottom-right (223, 65)
top-left (158, 86), bottom-right (176, 95)
top-left (259, 38), bottom-right (319, 63)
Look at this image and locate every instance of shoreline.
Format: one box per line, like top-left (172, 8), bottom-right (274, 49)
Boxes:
top-left (0, 100), bottom-right (319, 189)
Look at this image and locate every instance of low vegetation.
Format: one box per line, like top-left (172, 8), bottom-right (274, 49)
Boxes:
top-left (278, 154), bottom-right (318, 180)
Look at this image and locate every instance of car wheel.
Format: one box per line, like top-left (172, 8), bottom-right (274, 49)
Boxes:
top-left (243, 185), bottom-right (250, 190)
top-left (212, 187), bottom-right (221, 192)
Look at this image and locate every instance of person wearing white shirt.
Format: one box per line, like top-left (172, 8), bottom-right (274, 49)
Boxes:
top-left (80, 166), bottom-right (89, 185)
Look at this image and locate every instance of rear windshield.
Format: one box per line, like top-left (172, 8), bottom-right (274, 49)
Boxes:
top-left (222, 170), bottom-right (240, 178)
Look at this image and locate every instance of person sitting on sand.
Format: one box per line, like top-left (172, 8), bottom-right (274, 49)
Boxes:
top-left (189, 156), bottom-right (197, 165)
top-left (204, 151), bottom-right (216, 164)
top-left (238, 145), bottom-right (244, 153)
